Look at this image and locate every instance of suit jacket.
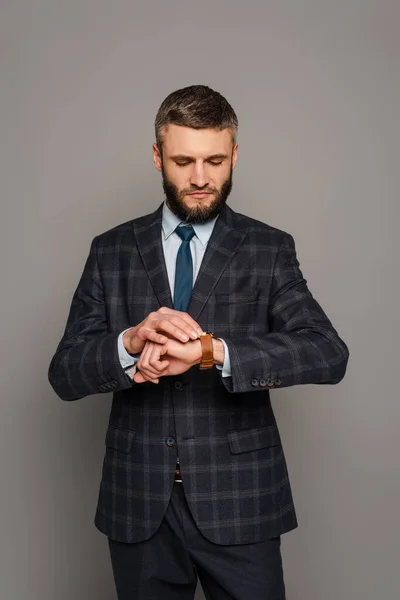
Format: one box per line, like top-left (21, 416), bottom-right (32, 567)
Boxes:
top-left (48, 202), bottom-right (349, 545)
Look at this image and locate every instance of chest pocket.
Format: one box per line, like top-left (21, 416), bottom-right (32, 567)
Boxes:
top-left (206, 291), bottom-right (260, 329)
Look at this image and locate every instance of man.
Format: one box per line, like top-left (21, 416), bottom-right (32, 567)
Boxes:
top-left (48, 85), bottom-right (349, 599)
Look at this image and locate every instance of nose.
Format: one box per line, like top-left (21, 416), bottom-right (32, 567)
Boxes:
top-left (190, 161), bottom-right (209, 189)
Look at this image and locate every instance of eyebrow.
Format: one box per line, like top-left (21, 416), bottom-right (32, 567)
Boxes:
top-left (170, 154), bottom-right (229, 161)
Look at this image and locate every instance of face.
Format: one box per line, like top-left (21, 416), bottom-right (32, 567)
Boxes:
top-left (152, 124), bottom-right (238, 223)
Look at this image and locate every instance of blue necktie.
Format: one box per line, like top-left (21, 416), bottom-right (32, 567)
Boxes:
top-left (174, 225), bottom-right (195, 312)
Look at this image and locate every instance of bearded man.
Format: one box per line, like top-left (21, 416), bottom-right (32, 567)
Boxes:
top-left (49, 84), bottom-right (349, 600)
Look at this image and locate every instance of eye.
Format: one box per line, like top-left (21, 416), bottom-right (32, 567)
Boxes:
top-left (175, 161), bottom-right (190, 167)
top-left (209, 161), bottom-right (223, 166)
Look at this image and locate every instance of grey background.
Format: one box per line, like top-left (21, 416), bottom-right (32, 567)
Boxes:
top-left (1, 1), bottom-right (399, 598)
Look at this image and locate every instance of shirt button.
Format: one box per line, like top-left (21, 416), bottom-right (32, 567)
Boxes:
top-left (174, 381), bottom-right (183, 391)
top-left (166, 437), bottom-right (177, 447)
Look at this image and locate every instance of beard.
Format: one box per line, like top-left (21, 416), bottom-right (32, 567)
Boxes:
top-left (161, 164), bottom-right (233, 224)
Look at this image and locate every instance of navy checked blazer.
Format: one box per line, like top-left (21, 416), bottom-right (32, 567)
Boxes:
top-left (48, 202), bottom-right (349, 545)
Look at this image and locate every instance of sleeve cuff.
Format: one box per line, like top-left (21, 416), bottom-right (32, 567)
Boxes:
top-left (117, 329), bottom-right (140, 370)
top-left (215, 338), bottom-right (232, 378)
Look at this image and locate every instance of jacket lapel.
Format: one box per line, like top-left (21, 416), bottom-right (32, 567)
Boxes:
top-left (131, 203), bottom-right (173, 309)
top-left (131, 202), bottom-right (248, 319)
top-left (188, 204), bottom-right (248, 321)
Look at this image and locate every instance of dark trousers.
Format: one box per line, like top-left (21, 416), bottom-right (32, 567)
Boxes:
top-left (107, 482), bottom-right (286, 600)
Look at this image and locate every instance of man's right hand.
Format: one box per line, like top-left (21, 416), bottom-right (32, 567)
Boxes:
top-left (122, 307), bottom-right (203, 356)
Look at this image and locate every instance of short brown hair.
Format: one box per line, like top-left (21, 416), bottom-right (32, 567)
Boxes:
top-left (155, 85), bottom-right (238, 148)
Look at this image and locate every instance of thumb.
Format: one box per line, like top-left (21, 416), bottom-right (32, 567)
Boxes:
top-left (133, 371), bottom-right (159, 384)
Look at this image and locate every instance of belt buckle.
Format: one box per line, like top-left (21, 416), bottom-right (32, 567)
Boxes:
top-left (174, 464), bottom-right (182, 483)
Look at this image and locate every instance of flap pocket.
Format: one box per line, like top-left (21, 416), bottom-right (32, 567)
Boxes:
top-left (105, 425), bottom-right (135, 453)
top-left (227, 425), bottom-right (281, 454)
top-left (215, 293), bottom-right (258, 304)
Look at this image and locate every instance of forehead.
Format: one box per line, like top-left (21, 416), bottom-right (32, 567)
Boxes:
top-left (161, 124), bottom-right (233, 157)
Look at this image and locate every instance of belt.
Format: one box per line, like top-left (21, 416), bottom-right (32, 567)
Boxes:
top-left (174, 461), bottom-right (182, 483)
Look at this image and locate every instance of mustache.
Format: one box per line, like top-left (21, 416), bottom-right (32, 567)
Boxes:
top-left (183, 187), bottom-right (216, 195)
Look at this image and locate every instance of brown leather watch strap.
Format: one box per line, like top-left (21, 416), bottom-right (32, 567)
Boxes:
top-left (199, 332), bottom-right (214, 369)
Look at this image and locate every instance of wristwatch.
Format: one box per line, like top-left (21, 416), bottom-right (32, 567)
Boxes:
top-left (199, 331), bottom-right (214, 370)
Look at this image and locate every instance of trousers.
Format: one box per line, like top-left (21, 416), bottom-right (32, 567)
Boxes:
top-left (107, 482), bottom-right (286, 599)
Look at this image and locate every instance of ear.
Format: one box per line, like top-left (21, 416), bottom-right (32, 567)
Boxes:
top-left (152, 143), bottom-right (162, 172)
top-left (232, 143), bottom-right (239, 169)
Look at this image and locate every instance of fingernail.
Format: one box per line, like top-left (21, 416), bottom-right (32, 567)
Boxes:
top-left (197, 329), bottom-right (203, 336)
top-left (181, 333), bottom-right (189, 341)
top-left (190, 330), bottom-right (199, 339)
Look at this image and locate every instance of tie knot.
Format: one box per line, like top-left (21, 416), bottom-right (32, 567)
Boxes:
top-left (175, 225), bottom-right (195, 243)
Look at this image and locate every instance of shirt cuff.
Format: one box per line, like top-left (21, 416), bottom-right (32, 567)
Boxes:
top-left (215, 338), bottom-right (231, 378)
top-left (118, 329), bottom-right (140, 375)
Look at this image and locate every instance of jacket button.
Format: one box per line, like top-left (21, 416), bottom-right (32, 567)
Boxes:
top-left (173, 381), bottom-right (183, 391)
top-left (251, 378), bottom-right (259, 387)
top-left (267, 378), bottom-right (275, 387)
top-left (275, 378), bottom-right (282, 386)
top-left (166, 437), bottom-right (176, 447)
top-left (259, 379), bottom-right (267, 387)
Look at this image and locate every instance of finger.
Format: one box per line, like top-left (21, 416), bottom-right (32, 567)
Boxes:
top-left (138, 328), bottom-right (169, 345)
top-left (139, 342), bottom-right (170, 377)
top-left (137, 340), bottom-right (152, 369)
top-left (135, 346), bottom-right (160, 382)
top-left (139, 359), bottom-right (169, 379)
top-left (157, 308), bottom-right (203, 336)
top-left (148, 343), bottom-right (170, 371)
top-left (133, 371), bottom-right (146, 383)
top-left (156, 316), bottom-right (202, 342)
top-left (138, 343), bottom-right (165, 378)
top-left (134, 371), bottom-right (159, 384)
top-left (137, 342), bottom-right (157, 376)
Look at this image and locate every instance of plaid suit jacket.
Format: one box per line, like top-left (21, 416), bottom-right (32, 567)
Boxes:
top-left (48, 202), bottom-right (349, 544)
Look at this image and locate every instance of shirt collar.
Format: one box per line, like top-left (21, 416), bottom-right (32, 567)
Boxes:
top-left (162, 201), bottom-right (218, 246)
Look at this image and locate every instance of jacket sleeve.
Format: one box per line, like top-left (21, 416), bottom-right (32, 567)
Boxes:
top-left (48, 236), bottom-right (136, 401)
top-left (220, 232), bottom-right (349, 394)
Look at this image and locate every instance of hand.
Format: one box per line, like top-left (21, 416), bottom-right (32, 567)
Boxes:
top-left (123, 307), bottom-right (203, 355)
top-left (134, 338), bottom-right (202, 383)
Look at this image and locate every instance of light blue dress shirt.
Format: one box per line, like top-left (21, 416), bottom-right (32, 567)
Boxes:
top-left (118, 201), bottom-right (231, 378)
